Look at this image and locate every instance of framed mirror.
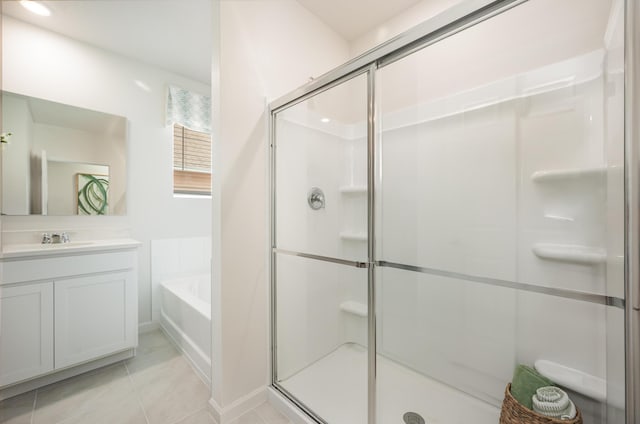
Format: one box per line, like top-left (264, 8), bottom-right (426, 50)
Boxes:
top-left (1, 91), bottom-right (127, 215)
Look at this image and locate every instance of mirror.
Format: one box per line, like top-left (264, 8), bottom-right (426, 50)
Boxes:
top-left (1, 91), bottom-right (127, 215)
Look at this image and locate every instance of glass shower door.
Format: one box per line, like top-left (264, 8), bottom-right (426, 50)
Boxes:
top-left (375, 0), bottom-right (625, 423)
top-left (271, 72), bottom-right (370, 423)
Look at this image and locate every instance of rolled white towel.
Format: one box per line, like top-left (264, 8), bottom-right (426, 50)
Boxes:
top-left (532, 386), bottom-right (577, 420)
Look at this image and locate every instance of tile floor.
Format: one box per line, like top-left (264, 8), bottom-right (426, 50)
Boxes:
top-left (0, 330), bottom-right (292, 424)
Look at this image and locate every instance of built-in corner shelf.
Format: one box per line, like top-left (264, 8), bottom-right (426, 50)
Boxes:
top-left (532, 243), bottom-right (606, 265)
top-left (339, 185), bottom-right (367, 194)
top-left (534, 360), bottom-right (606, 402)
top-left (531, 166), bottom-right (607, 183)
top-left (339, 301), bottom-right (367, 317)
top-left (340, 231), bottom-right (367, 242)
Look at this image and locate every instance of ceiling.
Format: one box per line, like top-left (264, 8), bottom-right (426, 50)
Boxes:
top-left (2, 0), bottom-right (212, 84)
top-left (1, 0), bottom-right (428, 85)
top-left (296, 0), bottom-right (426, 41)
top-left (4, 92), bottom-right (125, 135)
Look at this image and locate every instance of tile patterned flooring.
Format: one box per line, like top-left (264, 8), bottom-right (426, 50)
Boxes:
top-left (0, 330), bottom-right (292, 424)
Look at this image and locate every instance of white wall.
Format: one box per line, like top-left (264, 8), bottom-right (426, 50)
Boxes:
top-left (1, 16), bottom-right (212, 325)
top-left (1, 94), bottom-right (32, 215)
top-left (350, 0), bottom-right (460, 57)
top-left (213, 0), bottom-right (349, 417)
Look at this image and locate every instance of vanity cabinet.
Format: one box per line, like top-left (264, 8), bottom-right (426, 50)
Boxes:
top-left (54, 271), bottom-right (137, 369)
top-left (0, 282), bottom-right (54, 387)
top-left (0, 241), bottom-right (139, 390)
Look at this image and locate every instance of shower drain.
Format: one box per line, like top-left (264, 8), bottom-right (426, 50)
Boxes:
top-left (403, 412), bottom-right (426, 424)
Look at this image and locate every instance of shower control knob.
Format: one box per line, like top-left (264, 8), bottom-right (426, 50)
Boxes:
top-left (403, 412), bottom-right (426, 424)
top-left (307, 187), bottom-right (325, 210)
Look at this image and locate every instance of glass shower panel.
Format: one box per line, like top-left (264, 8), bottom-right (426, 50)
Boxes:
top-left (375, 265), bottom-right (618, 423)
top-left (272, 73), bottom-right (369, 423)
top-left (376, 0), bottom-right (624, 423)
top-left (274, 253), bottom-right (368, 423)
top-left (274, 74), bottom-right (368, 263)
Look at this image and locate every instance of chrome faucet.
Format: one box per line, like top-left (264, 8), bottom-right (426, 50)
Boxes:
top-left (42, 232), bottom-right (70, 244)
top-left (52, 232), bottom-right (71, 244)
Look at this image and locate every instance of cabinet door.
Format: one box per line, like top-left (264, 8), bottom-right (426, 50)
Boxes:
top-left (54, 271), bottom-right (137, 369)
top-left (0, 282), bottom-right (54, 387)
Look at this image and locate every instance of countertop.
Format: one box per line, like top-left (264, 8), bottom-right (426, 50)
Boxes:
top-left (1, 238), bottom-right (141, 259)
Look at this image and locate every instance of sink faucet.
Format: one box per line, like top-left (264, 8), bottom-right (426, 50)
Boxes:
top-left (42, 232), bottom-right (71, 244)
top-left (52, 232), bottom-right (71, 244)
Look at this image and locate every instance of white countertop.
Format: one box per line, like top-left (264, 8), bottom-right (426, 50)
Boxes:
top-left (1, 238), bottom-right (141, 259)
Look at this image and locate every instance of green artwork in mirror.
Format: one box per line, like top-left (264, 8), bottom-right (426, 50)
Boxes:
top-left (77, 173), bottom-right (109, 215)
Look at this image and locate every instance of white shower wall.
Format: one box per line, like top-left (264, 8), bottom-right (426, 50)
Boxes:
top-left (275, 112), bottom-right (368, 380)
top-left (275, 52), bottom-right (623, 424)
top-left (378, 52), bottom-right (622, 420)
top-left (276, 120), bottom-right (352, 260)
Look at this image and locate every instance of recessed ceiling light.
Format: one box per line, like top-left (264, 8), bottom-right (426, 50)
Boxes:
top-left (320, 118), bottom-right (330, 123)
top-left (20, 1), bottom-right (51, 17)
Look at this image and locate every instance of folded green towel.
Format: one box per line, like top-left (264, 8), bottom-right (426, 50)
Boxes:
top-left (510, 364), bottom-right (554, 409)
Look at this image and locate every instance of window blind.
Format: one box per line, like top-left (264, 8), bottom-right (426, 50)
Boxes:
top-left (173, 124), bottom-right (211, 194)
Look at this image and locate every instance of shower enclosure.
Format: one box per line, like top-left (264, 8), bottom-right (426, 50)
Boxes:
top-left (269, 0), bottom-right (638, 423)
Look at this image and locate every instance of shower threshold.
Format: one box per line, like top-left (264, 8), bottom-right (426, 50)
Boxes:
top-left (279, 344), bottom-right (500, 424)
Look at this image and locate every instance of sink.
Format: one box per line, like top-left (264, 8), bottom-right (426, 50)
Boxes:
top-left (41, 241), bottom-right (95, 248)
top-left (15, 241), bottom-right (98, 252)
top-left (1, 239), bottom-right (141, 258)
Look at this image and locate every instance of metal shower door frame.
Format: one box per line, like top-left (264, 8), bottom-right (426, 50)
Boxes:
top-left (624, 0), bottom-right (640, 420)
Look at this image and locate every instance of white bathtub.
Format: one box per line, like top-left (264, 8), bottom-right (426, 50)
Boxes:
top-left (160, 274), bottom-right (211, 385)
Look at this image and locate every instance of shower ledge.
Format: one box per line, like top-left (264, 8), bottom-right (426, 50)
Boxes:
top-left (339, 231), bottom-right (367, 242)
top-left (530, 166), bottom-right (615, 182)
top-left (534, 360), bottom-right (606, 404)
top-left (532, 243), bottom-right (606, 265)
top-left (339, 185), bottom-right (367, 194)
top-left (339, 301), bottom-right (367, 317)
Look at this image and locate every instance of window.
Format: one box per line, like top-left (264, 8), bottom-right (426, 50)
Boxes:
top-left (173, 124), bottom-right (211, 195)
top-left (166, 84), bottom-right (212, 196)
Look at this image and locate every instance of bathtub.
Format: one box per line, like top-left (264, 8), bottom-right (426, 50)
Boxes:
top-left (160, 274), bottom-right (211, 385)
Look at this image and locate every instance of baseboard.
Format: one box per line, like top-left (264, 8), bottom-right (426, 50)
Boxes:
top-left (138, 321), bottom-right (160, 334)
top-left (208, 397), bottom-right (223, 424)
top-left (159, 312), bottom-right (211, 387)
top-left (208, 386), bottom-right (267, 424)
top-left (0, 349), bottom-right (134, 401)
top-left (267, 386), bottom-right (316, 424)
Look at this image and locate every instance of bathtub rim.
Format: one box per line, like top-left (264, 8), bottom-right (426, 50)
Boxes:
top-left (160, 273), bottom-right (211, 320)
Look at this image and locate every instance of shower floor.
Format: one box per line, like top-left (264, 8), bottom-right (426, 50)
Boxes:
top-left (280, 344), bottom-right (500, 424)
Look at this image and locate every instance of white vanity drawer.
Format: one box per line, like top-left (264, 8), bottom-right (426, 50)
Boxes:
top-left (1, 249), bottom-right (136, 285)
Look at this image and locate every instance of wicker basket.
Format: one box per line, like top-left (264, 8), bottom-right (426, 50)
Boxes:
top-left (499, 384), bottom-right (583, 424)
